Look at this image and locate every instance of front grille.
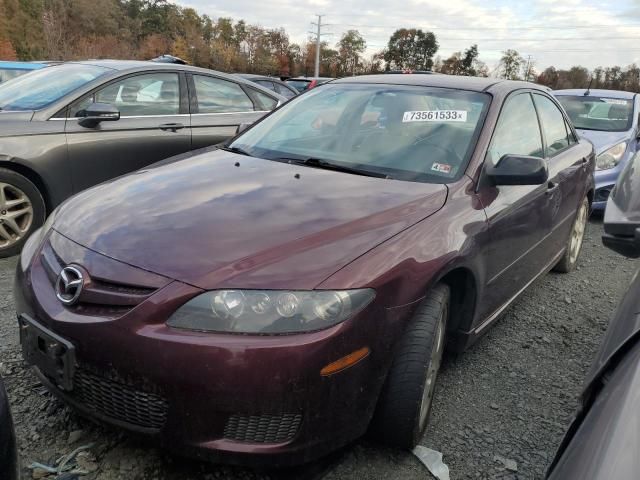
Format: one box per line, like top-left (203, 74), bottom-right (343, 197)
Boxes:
top-left (224, 413), bottom-right (302, 443)
top-left (71, 368), bottom-right (168, 431)
top-left (595, 186), bottom-right (612, 202)
top-left (40, 240), bottom-right (157, 317)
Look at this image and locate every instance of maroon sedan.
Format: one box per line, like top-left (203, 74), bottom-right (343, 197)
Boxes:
top-left (14, 75), bottom-right (594, 466)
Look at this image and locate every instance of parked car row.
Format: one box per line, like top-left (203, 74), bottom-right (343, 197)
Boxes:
top-left (0, 60), bottom-right (286, 257)
top-left (11, 73), bottom-right (596, 466)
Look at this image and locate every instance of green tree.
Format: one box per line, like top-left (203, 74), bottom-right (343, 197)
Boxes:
top-left (499, 49), bottom-right (524, 80)
top-left (383, 28), bottom-right (438, 70)
top-left (337, 29), bottom-right (366, 76)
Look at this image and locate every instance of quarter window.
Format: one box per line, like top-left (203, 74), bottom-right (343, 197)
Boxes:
top-left (251, 89), bottom-right (278, 110)
top-left (194, 75), bottom-right (254, 113)
top-left (488, 93), bottom-right (543, 165)
top-left (533, 94), bottom-right (571, 156)
top-left (70, 73), bottom-right (180, 117)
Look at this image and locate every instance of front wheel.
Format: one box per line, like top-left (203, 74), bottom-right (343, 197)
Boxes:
top-left (369, 284), bottom-right (449, 449)
top-left (554, 197), bottom-right (589, 273)
top-left (0, 168), bottom-right (46, 258)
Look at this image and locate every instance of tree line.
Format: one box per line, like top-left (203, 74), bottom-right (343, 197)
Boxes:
top-left (1, 0), bottom-right (639, 92)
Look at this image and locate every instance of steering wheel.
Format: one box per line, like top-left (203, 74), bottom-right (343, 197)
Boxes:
top-left (412, 139), bottom-right (462, 164)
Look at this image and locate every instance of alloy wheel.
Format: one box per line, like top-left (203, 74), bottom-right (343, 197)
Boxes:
top-left (0, 182), bottom-right (34, 250)
top-left (418, 306), bottom-right (446, 430)
top-left (569, 201), bottom-right (588, 264)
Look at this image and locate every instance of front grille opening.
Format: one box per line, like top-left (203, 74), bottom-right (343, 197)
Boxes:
top-left (71, 368), bottom-right (168, 431)
top-left (595, 187), bottom-right (612, 202)
top-left (224, 413), bottom-right (302, 443)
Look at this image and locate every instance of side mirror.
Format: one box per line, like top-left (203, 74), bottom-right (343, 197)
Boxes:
top-left (485, 154), bottom-right (548, 186)
top-left (79, 103), bottom-right (120, 128)
top-left (603, 156), bottom-right (640, 257)
top-left (236, 122), bottom-right (252, 134)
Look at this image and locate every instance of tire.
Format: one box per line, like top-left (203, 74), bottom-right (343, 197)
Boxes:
top-left (369, 283), bottom-right (449, 449)
top-left (553, 197), bottom-right (589, 273)
top-left (0, 168), bottom-right (46, 258)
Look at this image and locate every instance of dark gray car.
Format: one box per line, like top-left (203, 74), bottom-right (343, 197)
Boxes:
top-left (547, 151), bottom-right (640, 479)
top-left (0, 60), bottom-right (285, 257)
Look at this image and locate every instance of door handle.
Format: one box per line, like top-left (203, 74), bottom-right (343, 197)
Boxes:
top-left (159, 123), bottom-right (185, 132)
top-left (546, 181), bottom-right (560, 194)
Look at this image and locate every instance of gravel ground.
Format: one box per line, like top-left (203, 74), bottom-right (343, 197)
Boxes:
top-left (1, 219), bottom-right (636, 480)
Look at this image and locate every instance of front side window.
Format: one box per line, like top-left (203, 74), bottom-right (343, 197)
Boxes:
top-left (556, 95), bottom-right (634, 132)
top-left (487, 93), bottom-right (543, 165)
top-left (70, 73), bottom-right (180, 117)
top-left (255, 80), bottom-right (277, 92)
top-left (533, 94), bottom-right (571, 157)
top-left (0, 64), bottom-right (110, 111)
top-left (230, 84), bottom-right (491, 183)
top-left (194, 75), bottom-right (254, 113)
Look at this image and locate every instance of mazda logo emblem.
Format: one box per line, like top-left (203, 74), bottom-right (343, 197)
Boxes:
top-left (56, 266), bottom-right (84, 306)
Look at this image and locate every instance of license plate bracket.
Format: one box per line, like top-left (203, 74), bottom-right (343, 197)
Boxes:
top-left (19, 314), bottom-right (76, 391)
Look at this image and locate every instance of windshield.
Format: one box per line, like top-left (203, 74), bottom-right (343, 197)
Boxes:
top-left (0, 64), bottom-right (110, 111)
top-left (231, 84), bottom-right (490, 183)
top-left (556, 95), bottom-right (634, 132)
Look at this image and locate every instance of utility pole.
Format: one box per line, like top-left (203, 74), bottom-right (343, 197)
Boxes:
top-left (524, 54), bottom-right (533, 81)
top-left (309, 15), bottom-right (331, 78)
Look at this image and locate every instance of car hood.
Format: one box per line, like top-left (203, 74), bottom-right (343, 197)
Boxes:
top-left (54, 150), bottom-right (447, 290)
top-left (576, 129), bottom-right (631, 154)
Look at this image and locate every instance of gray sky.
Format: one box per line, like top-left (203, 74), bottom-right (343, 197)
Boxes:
top-left (177, 0), bottom-right (640, 72)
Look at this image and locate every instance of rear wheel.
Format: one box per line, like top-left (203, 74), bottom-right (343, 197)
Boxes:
top-left (369, 284), bottom-right (449, 449)
top-left (0, 168), bottom-right (45, 258)
top-left (554, 197), bottom-right (589, 273)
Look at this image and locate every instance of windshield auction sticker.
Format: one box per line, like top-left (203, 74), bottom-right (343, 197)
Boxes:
top-left (403, 110), bottom-right (468, 122)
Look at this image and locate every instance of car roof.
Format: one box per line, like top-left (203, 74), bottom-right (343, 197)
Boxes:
top-left (0, 61), bottom-right (47, 70)
top-left (62, 60), bottom-right (284, 92)
top-left (332, 74), bottom-right (546, 94)
top-left (554, 89), bottom-right (636, 99)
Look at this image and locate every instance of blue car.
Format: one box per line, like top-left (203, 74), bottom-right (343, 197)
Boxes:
top-left (0, 61), bottom-right (47, 84)
top-left (555, 89), bottom-right (638, 211)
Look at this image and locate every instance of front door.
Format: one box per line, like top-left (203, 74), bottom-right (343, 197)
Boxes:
top-left (532, 93), bottom-right (591, 254)
top-left (477, 91), bottom-right (554, 321)
top-left (65, 71), bottom-right (192, 193)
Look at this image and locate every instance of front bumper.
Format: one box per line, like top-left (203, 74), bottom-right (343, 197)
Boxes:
top-left (14, 232), bottom-right (402, 466)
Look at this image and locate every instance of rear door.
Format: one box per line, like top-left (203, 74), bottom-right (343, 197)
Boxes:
top-left (477, 91), bottom-right (554, 321)
top-left (65, 71), bottom-right (191, 193)
top-left (532, 93), bottom-right (588, 253)
top-left (188, 74), bottom-right (278, 149)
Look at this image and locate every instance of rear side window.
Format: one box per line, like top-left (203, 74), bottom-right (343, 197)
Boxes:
top-left (533, 94), bottom-right (571, 156)
top-left (194, 75), bottom-right (254, 113)
top-left (487, 93), bottom-right (543, 165)
top-left (275, 83), bottom-right (296, 99)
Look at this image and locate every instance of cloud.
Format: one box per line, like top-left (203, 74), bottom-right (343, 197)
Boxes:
top-left (177, 0), bottom-right (640, 71)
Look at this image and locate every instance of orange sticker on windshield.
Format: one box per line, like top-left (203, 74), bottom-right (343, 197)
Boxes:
top-left (431, 163), bottom-right (452, 174)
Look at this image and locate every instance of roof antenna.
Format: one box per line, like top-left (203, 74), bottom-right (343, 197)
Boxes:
top-left (584, 76), bottom-right (593, 96)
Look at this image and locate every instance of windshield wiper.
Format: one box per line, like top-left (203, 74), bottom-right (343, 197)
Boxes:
top-left (219, 145), bottom-right (253, 157)
top-left (276, 157), bottom-right (390, 179)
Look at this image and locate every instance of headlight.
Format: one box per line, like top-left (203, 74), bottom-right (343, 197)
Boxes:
top-left (596, 142), bottom-right (627, 170)
top-left (20, 206), bottom-right (60, 270)
top-left (167, 289), bottom-right (376, 334)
